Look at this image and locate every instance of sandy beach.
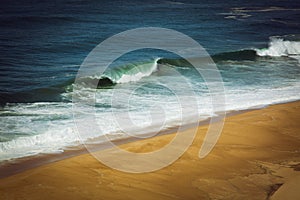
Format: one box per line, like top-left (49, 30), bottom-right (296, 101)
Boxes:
top-left (0, 101), bottom-right (299, 200)
top-left (1, 1), bottom-right (299, 200)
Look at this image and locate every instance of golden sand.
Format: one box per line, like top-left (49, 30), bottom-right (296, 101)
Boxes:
top-left (0, 101), bottom-right (300, 200)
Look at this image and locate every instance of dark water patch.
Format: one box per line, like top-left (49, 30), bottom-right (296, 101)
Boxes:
top-left (213, 50), bottom-right (258, 61)
top-left (0, 87), bottom-right (65, 106)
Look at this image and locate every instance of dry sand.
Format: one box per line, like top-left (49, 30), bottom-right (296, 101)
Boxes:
top-left (0, 101), bottom-right (300, 200)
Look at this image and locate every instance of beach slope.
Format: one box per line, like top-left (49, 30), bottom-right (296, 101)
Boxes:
top-left (0, 101), bottom-right (300, 200)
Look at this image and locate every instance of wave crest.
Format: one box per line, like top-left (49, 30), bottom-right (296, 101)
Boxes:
top-left (107, 58), bottom-right (160, 84)
top-left (255, 35), bottom-right (300, 59)
top-left (83, 58), bottom-right (161, 88)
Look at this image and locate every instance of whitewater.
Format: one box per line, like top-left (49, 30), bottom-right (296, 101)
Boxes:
top-left (0, 35), bottom-right (299, 162)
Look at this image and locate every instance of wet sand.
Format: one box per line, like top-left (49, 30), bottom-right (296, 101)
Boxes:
top-left (0, 101), bottom-right (300, 200)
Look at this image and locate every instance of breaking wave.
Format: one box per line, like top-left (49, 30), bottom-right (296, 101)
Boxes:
top-left (255, 35), bottom-right (300, 59)
top-left (78, 58), bottom-right (161, 88)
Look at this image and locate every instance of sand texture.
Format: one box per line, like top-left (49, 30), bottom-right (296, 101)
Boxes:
top-left (0, 101), bottom-right (300, 200)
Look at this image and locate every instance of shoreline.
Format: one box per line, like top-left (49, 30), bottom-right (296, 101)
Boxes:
top-left (0, 100), bottom-right (300, 199)
top-left (0, 103), bottom-right (263, 179)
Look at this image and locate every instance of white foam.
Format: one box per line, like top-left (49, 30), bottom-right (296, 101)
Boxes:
top-left (0, 126), bottom-right (79, 161)
top-left (1, 56), bottom-right (300, 162)
top-left (256, 37), bottom-right (300, 59)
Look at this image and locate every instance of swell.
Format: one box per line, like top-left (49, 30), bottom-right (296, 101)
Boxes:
top-left (67, 51), bottom-right (260, 93)
top-left (158, 50), bottom-right (263, 68)
top-left (75, 58), bottom-right (160, 88)
top-left (2, 35), bottom-right (299, 106)
top-left (0, 60), bottom-right (159, 105)
top-left (0, 80), bottom-right (73, 107)
top-left (159, 35), bottom-right (300, 66)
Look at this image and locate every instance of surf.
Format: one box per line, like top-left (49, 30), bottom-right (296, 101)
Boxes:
top-left (255, 35), bottom-right (300, 60)
top-left (77, 58), bottom-right (161, 88)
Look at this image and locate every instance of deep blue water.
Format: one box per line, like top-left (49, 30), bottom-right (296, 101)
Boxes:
top-left (1, 0), bottom-right (299, 100)
top-left (0, 0), bottom-right (299, 161)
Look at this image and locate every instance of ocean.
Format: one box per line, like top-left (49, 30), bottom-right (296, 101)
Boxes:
top-left (0, 0), bottom-right (299, 162)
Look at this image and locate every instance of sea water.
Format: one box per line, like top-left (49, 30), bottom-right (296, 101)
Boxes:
top-left (0, 0), bottom-right (299, 161)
